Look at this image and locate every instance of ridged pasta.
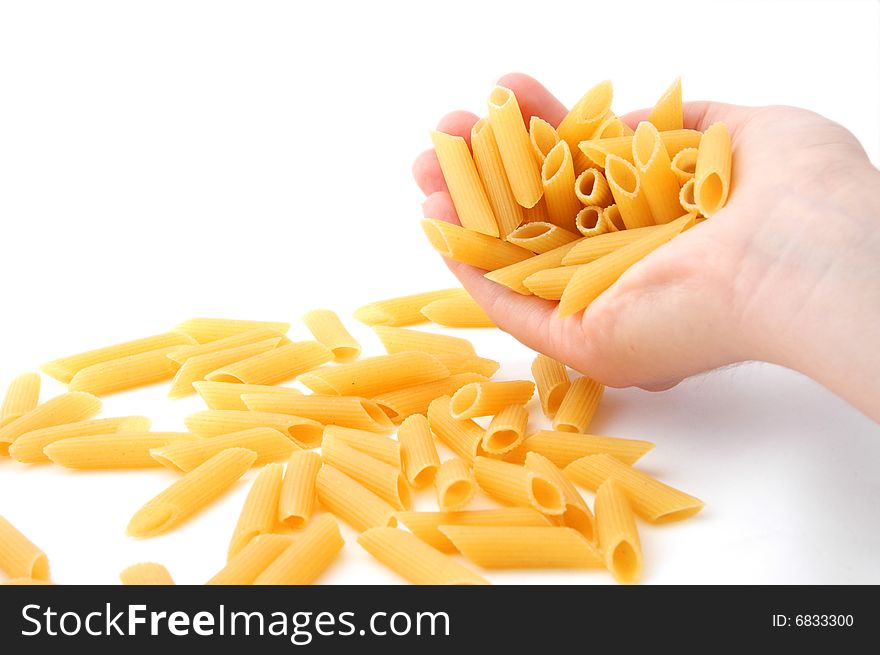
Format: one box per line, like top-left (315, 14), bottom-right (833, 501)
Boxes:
top-left (372, 373), bottom-right (486, 423)
top-left (8, 416), bottom-right (151, 463)
top-left (0, 373), bottom-right (40, 429)
top-left (671, 147), bottom-right (698, 184)
top-left (506, 222), bottom-right (580, 254)
top-left (648, 77), bottom-right (683, 131)
top-left (529, 116), bottom-right (561, 164)
top-left (483, 240), bottom-right (580, 295)
top-left (206, 534), bottom-right (294, 585)
top-left (487, 86), bottom-right (542, 208)
top-left (243, 393), bottom-right (393, 433)
top-left (483, 404), bottom-right (529, 454)
top-left (166, 327), bottom-right (287, 365)
top-left (206, 341), bottom-right (333, 386)
top-left (374, 325), bottom-right (476, 361)
top-left (420, 295), bottom-right (496, 328)
top-left (603, 204), bottom-right (626, 231)
top-left (67, 347), bottom-right (181, 396)
top-left (524, 452), bottom-right (595, 542)
top-left (168, 338), bottom-right (282, 398)
top-left (323, 425), bottom-right (400, 468)
top-left (397, 414), bottom-right (440, 487)
top-left (421, 218), bottom-right (533, 270)
top-left (353, 288), bottom-right (468, 327)
top-left (633, 121), bottom-right (684, 224)
top-left (578, 129), bottom-right (702, 169)
top-left (561, 225), bottom-right (664, 265)
top-left (574, 206), bottom-right (609, 238)
top-left (605, 154), bottom-right (654, 229)
top-left (471, 118), bottom-right (523, 238)
top-left (0, 515), bottom-right (50, 580)
top-left (522, 264), bottom-right (580, 300)
top-left (553, 376), bottom-right (604, 433)
top-left (541, 141), bottom-right (580, 231)
top-left (575, 168), bottom-right (612, 207)
top-left (427, 396), bottom-right (484, 462)
top-left (523, 429), bottom-right (655, 467)
top-left (435, 458), bottom-right (476, 511)
top-left (228, 463), bottom-right (284, 559)
top-left (531, 354), bottom-right (570, 418)
top-left (316, 465), bottom-right (398, 532)
top-left (396, 508), bottom-right (552, 553)
top-left (473, 456), bottom-right (565, 515)
top-left (694, 121), bottom-right (732, 216)
top-left (253, 514), bottom-right (344, 585)
top-left (0, 392), bottom-right (102, 456)
top-left (557, 80), bottom-right (613, 153)
top-left (679, 178), bottom-right (700, 214)
top-left (592, 113), bottom-right (634, 139)
top-left (450, 380), bottom-right (535, 419)
top-left (150, 427), bottom-right (296, 472)
top-left (278, 450), bottom-right (322, 527)
top-left (184, 410), bottom-right (324, 449)
top-left (44, 432), bottom-right (199, 469)
top-left (321, 435), bottom-right (411, 510)
top-left (299, 352), bottom-right (449, 397)
top-left (595, 478), bottom-right (642, 583)
top-left (173, 318), bottom-right (290, 344)
top-left (302, 309), bottom-right (361, 362)
top-left (192, 380), bottom-right (301, 411)
top-left (120, 562), bottom-right (174, 585)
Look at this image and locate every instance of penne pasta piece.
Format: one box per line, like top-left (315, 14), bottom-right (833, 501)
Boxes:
top-left (564, 453), bottom-right (705, 523)
top-left (243, 393), bottom-right (393, 433)
top-left (577, 129), bottom-right (702, 169)
top-left (487, 86), bottom-right (542, 208)
top-left (372, 373), bottom-right (486, 423)
top-left (521, 197), bottom-right (549, 223)
top-left (694, 122), bottom-right (732, 216)
top-left (557, 80), bottom-right (614, 153)
top-left (44, 432), bottom-right (200, 469)
top-left (0, 515), bottom-right (50, 580)
top-left (228, 463), bottom-right (284, 559)
top-left (553, 376), bottom-right (604, 433)
top-left (435, 458), bottom-right (476, 511)
top-left (299, 352), bottom-right (449, 398)
top-left (603, 204), bottom-right (625, 231)
top-left (439, 525), bottom-right (602, 569)
top-left (506, 221), bottom-right (580, 254)
top-left (431, 130), bottom-right (499, 237)
top-left (529, 116), bottom-right (562, 165)
top-left (421, 218), bottom-right (532, 270)
top-left (450, 380), bottom-right (535, 420)
top-left (420, 295), bottom-right (496, 328)
top-left (397, 414), bottom-right (440, 487)
top-left (0, 373), bottom-right (41, 429)
top-left (127, 448), bottom-right (256, 538)
top-left (168, 338), bottom-right (282, 398)
top-left (206, 534), bottom-right (294, 585)
top-left (373, 326), bottom-right (476, 360)
top-left (150, 427), bottom-right (295, 472)
top-left (574, 206), bottom-right (609, 238)
top-left (483, 404), bottom-right (529, 454)
top-left (633, 121), bottom-right (685, 224)
top-left (531, 354), bottom-right (570, 418)
top-left (473, 456), bottom-right (565, 515)
top-left (397, 508), bottom-right (553, 553)
top-left (120, 562), bottom-right (175, 585)
top-left (359, 527), bottom-right (488, 585)
top-left (173, 318), bottom-right (290, 344)
top-left (316, 465), bottom-right (398, 532)
top-left (679, 178), bottom-right (700, 214)
top-left (523, 429), bottom-right (654, 468)
top-left (575, 168), bottom-right (612, 207)
top-left (540, 141), bottom-right (581, 232)
top-left (166, 328), bottom-right (288, 365)
top-left (278, 450), bottom-right (322, 527)
top-left (323, 425), bottom-right (400, 467)
top-left (671, 147), bottom-right (698, 184)
top-left (185, 410), bottom-right (323, 449)
top-left (427, 396), bottom-right (484, 463)
top-left (561, 224), bottom-right (665, 265)
top-left (592, 113), bottom-right (634, 139)
top-left (68, 347), bottom-right (181, 396)
top-left (558, 213), bottom-right (696, 317)
top-left (605, 154), bottom-right (654, 229)
top-left (9, 416), bottom-right (151, 463)
top-left (253, 514), bottom-right (344, 585)
top-left (321, 435), bottom-right (411, 510)
top-left (302, 309), bottom-right (361, 362)
top-left (41, 332), bottom-right (196, 383)
top-left (472, 118), bottom-right (523, 238)
top-left (206, 341), bottom-right (333, 386)
top-left (595, 477), bottom-right (642, 583)
top-left (648, 77), bottom-right (683, 131)
top-left (524, 452), bottom-right (595, 542)
top-left (484, 239), bottom-right (580, 295)
top-left (353, 288), bottom-right (468, 327)
top-left (0, 392), bottom-right (102, 456)
top-left (192, 380), bottom-right (301, 411)
top-left (522, 265), bottom-right (580, 300)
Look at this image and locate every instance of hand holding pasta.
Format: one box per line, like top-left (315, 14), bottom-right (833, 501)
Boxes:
top-left (414, 73), bottom-right (880, 421)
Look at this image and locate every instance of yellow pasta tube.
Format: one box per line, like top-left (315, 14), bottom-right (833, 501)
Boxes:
top-left (592, 113), bottom-right (634, 139)
top-left (0, 515), bottom-right (50, 580)
top-left (605, 154), bottom-right (654, 228)
top-left (431, 130), bottom-right (499, 237)
top-left (483, 404), bottom-right (529, 454)
top-left (439, 525), bottom-right (602, 569)
top-left (374, 326), bottom-right (476, 361)
top-left (228, 463), bottom-right (284, 559)
top-left (372, 373), bottom-right (486, 423)
top-left (521, 197), bottom-right (549, 223)
top-left (68, 347), bottom-right (181, 396)
top-left (578, 129), bottom-right (702, 169)
top-left (359, 527), bottom-right (488, 585)
top-left (595, 477), bottom-right (642, 583)
top-left (397, 413), bottom-right (440, 487)
top-left (531, 354), bottom-right (570, 418)
top-left (679, 177), bottom-right (700, 214)
top-left (553, 376), bottom-right (604, 433)
top-left (427, 396), bottom-right (484, 462)
top-left (523, 429), bottom-right (655, 468)
top-left (529, 116), bottom-right (561, 165)
top-left (540, 141), bottom-right (580, 232)
top-left (484, 239), bottom-right (580, 295)
top-left (8, 416), bottom-right (151, 463)
top-left (166, 327), bottom-right (288, 365)
top-left (506, 222), bottom-right (580, 254)
top-left (316, 465), bottom-right (398, 532)
top-left (694, 121), bottom-right (732, 216)
top-left (206, 534), bottom-right (294, 585)
top-left (473, 456), bottom-right (565, 515)
top-left (302, 309), bottom-right (361, 362)
top-left (671, 146), bottom-right (698, 184)
top-left (41, 332), bottom-right (196, 383)
top-left (353, 288), bottom-right (469, 327)
top-left (168, 338), bottom-right (282, 398)
top-left (648, 77), bottom-right (683, 131)
top-left (487, 86), bottom-right (542, 208)
top-left (299, 352), bottom-right (449, 397)
top-left (323, 425), bottom-right (400, 467)
top-left (561, 224), bottom-right (665, 265)
top-left (574, 206), bottom-right (609, 238)
top-left (253, 514), bottom-right (344, 585)
top-left (184, 410), bottom-right (323, 449)
top-left (421, 218), bottom-right (532, 270)
top-left (524, 452), bottom-right (595, 542)
top-left (522, 265), bottom-right (580, 300)
top-left (603, 204), bottom-right (625, 231)
top-left (450, 380), bottom-right (535, 420)
top-left (127, 448), bottom-right (257, 538)
top-left (278, 450), bottom-right (322, 527)
top-left (0, 373), bottom-right (40, 429)
top-left (396, 508), bottom-right (552, 553)
top-left (0, 392), bottom-right (102, 456)
top-left (119, 562), bottom-right (174, 585)
top-left (44, 432), bottom-right (199, 469)
top-left (206, 341), bottom-right (333, 386)
top-left (564, 453), bottom-right (705, 523)
top-left (435, 457), bottom-right (476, 511)
top-left (242, 393), bottom-right (393, 433)
top-left (557, 213), bottom-right (696, 317)
top-left (633, 121), bottom-right (685, 224)
top-left (192, 380), bottom-right (301, 411)
top-left (557, 80), bottom-right (613, 152)
top-left (420, 295), bottom-right (496, 328)
top-left (321, 435), bottom-right (411, 510)
top-left (173, 318), bottom-right (290, 344)
top-left (575, 168), bottom-right (612, 207)
top-left (150, 427), bottom-right (295, 472)
top-left (471, 118), bottom-right (523, 238)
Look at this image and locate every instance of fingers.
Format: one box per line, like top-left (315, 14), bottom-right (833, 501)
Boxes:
top-left (496, 72), bottom-right (569, 127)
top-left (413, 149), bottom-right (446, 195)
top-left (436, 110), bottom-right (480, 145)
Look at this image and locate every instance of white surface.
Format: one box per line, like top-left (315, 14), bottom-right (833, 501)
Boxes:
top-left (0, 0), bottom-right (878, 585)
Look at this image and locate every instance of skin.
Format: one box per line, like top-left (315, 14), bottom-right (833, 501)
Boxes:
top-left (413, 73), bottom-right (880, 423)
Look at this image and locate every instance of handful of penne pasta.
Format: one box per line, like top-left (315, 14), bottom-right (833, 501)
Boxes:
top-left (424, 78), bottom-right (732, 316)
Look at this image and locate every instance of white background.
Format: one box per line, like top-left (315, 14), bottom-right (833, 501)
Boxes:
top-left (1, 0), bottom-right (878, 585)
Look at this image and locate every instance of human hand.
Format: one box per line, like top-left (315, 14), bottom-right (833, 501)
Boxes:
top-left (413, 73), bottom-right (880, 421)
